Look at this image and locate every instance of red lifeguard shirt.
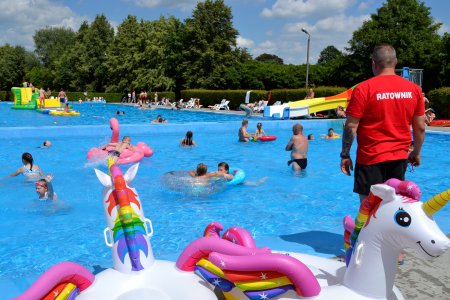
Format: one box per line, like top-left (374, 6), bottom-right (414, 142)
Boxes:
top-left (346, 74), bottom-right (424, 165)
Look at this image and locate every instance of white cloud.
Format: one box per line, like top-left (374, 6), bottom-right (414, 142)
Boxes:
top-left (249, 13), bottom-right (370, 64)
top-left (236, 36), bottom-right (254, 48)
top-left (129, 0), bottom-right (196, 10)
top-left (261, 0), bottom-right (356, 19)
top-left (0, 0), bottom-right (84, 50)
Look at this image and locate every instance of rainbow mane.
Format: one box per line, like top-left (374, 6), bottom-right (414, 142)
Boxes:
top-left (106, 163), bottom-right (150, 271)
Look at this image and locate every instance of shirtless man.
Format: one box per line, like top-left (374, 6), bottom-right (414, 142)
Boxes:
top-left (39, 87), bottom-right (45, 108)
top-left (238, 119), bottom-right (252, 142)
top-left (101, 136), bottom-right (133, 154)
top-left (285, 123), bottom-right (309, 172)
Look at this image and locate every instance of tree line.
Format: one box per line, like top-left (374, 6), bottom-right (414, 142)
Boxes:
top-left (0, 0), bottom-right (449, 98)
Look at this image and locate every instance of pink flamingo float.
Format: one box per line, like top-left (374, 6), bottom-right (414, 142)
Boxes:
top-left (87, 118), bottom-right (153, 164)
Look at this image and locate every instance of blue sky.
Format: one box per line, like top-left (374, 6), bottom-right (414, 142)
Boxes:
top-left (0, 0), bottom-right (448, 64)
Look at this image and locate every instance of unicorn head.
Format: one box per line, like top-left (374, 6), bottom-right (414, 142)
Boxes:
top-left (363, 184), bottom-right (449, 259)
top-left (95, 163), bottom-right (154, 273)
top-left (344, 183), bottom-right (450, 298)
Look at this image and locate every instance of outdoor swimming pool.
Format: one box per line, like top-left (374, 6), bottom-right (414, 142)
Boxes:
top-left (0, 105), bottom-right (449, 298)
top-left (0, 101), bottom-right (249, 127)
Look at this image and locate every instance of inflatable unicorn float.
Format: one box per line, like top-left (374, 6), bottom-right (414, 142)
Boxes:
top-left (14, 161), bottom-right (449, 299)
top-left (87, 117), bottom-right (153, 164)
top-left (178, 179), bottom-right (449, 300)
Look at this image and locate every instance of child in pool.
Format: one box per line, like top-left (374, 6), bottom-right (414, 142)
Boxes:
top-left (35, 175), bottom-right (57, 201)
top-left (253, 122), bottom-right (266, 140)
top-left (10, 152), bottom-right (45, 180)
top-left (325, 128), bottom-right (340, 139)
top-left (207, 162), bottom-right (234, 180)
top-left (180, 130), bottom-right (197, 146)
top-left (101, 136), bottom-right (134, 154)
top-left (188, 163), bottom-right (208, 177)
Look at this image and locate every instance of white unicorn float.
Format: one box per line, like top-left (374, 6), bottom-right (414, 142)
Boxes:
top-left (13, 162), bottom-right (449, 300)
top-left (177, 179), bottom-right (450, 300)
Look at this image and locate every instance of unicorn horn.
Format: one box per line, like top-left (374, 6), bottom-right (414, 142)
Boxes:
top-left (423, 189), bottom-right (450, 216)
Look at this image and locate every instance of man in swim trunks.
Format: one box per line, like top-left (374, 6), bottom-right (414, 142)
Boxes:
top-left (285, 123), bottom-right (309, 172)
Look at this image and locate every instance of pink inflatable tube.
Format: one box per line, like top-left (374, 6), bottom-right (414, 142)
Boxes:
top-left (86, 118), bottom-right (153, 164)
top-left (222, 226), bottom-right (256, 248)
top-left (208, 252), bottom-right (321, 298)
top-left (176, 237), bottom-right (270, 271)
top-left (202, 222), bottom-right (257, 248)
top-left (14, 261), bottom-right (94, 300)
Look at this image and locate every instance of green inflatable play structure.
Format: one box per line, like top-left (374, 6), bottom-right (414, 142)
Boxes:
top-left (11, 87), bottom-right (38, 110)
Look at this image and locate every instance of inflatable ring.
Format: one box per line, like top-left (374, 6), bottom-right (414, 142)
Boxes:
top-left (161, 171), bottom-right (228, 196)
top-left (228, 168), bottom-right (245, 185)
top-left (258, 135), bottom-right (277, 142)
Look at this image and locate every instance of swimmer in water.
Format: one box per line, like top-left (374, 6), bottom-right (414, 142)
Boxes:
top-left (35, 175), bottom-right (57, 200)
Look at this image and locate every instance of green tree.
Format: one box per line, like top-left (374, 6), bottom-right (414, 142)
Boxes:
top-left (255, 53), bottom-right (284, 65)
top-left (104, 15), bottom-right (142, 93)
top-left (83, 15), bottom-right (114, 91)
top-left (440, 33), bottom-right (450, 86)
top-left (0, 44), bottom-right (27, 90)
top-left (182, 0), bottom-right (239, 89)
top-left (345, 0), bottom-right (442, 89)
top-left (317, 46), bottom-right (342, 65)
top-left (33, 27), bottom-right (76, 67)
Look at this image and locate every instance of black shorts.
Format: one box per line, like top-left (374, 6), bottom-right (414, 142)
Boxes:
top-left (354, 159), bottom-right (407, 196)
top-left (288, 158), bottom-right (307, 169)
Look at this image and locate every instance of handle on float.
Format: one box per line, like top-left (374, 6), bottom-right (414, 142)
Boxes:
top-left (103, 227), bottom-right (113, 247)
top-left (144, 218), bottom-right (154, 238)
top-left (354, 242), bottom-right (364, 266)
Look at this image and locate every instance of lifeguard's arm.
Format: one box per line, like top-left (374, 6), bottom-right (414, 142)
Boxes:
top-left (409, 115), bottom-right (426, 166)
top-left (340, 115), bottom-right (359, 176)
top-left (9, 167), bottom-right (24, 177)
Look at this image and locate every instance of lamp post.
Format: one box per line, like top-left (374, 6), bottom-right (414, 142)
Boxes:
top-left (301, 27), bottom-right (310, 89)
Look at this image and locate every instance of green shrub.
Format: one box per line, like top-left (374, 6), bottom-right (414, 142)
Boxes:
top-left (0, 90), bottom-right (9, 101)
top-left (428, 87), bottom-right (450, 119)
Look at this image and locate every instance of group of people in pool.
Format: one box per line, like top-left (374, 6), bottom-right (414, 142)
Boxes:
top-left (238, 119), bottom-right (267, 142)
top-left (9, 152), bottom-right (57, 201)
top-left (188, 162), bottom-right (233, 180)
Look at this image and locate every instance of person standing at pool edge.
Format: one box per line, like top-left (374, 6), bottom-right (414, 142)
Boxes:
top-left (340, 43), bottom-right (425, 202)
top-left (285, 123), bottom-right (309, 172)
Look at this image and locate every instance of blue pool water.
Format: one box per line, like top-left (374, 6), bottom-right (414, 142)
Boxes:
top-left (0, 103), bottom-right (449, 298)
top-left (0, 102), bottom-right (249, 127)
